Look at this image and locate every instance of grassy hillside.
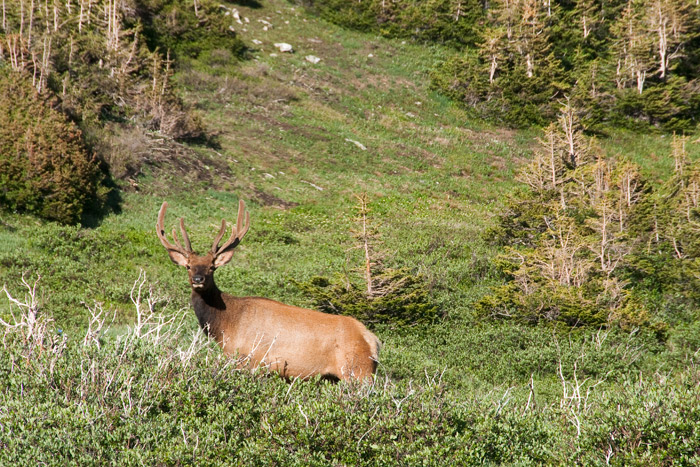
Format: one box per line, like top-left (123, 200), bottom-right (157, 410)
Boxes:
top-left (1, 0), bottom-right (700, 464)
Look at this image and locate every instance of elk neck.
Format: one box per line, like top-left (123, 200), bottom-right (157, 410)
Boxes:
top-left (190, 280), bottom-right (230, 338)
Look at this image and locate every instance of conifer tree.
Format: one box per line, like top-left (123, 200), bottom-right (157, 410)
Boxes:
top-left (645, 0), bottom-right (698, 79)
top-left (611, 0), bottom-right (654, 93)
top-left (480, 101), bottom-right (653, 327)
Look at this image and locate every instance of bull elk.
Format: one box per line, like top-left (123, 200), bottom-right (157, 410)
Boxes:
top-left (156, 200), bottom-right (380, 381)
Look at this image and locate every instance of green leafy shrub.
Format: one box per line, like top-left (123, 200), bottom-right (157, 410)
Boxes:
top-left (2, 281), bottom-right (699, 465)
top-left (136, 0), bottom-right (247, 63)
top-left (297, 0), bottom-right (381, 33)
top-left (297, 269), bottom-right (440, 328)
top-left (295, 194), bottom-right (439, 329)
top-left (294, 0), bottom-right (483, 47)
top-left (0, 70), bottom-right (108, 224)
top-left (0, 0), bottom-right (215, 150)
top-left (619, 137), bottom-right (700, 325)
top-left (430, 0), bottom-right (568, 127)
top-left (429, 0), bottom-right (700, 129)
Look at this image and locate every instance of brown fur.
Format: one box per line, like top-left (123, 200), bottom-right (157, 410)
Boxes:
top-left (156, 201), bottom-right (380, 381)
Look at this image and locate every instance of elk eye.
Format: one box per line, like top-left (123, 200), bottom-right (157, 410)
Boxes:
top-left (186, 265), bottom-right (191, 270)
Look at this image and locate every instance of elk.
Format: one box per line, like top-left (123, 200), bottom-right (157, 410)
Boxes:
top-left (156, 200), bottom-right (380, 381)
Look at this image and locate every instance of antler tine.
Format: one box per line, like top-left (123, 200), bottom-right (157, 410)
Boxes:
top-left (211, 219), bottom-right (227, 254)
top-left (236, 199), bottom-right (249, 237)
top-left (214, 200), bottom-right (250, 255)
top-left (171, 228), bottom-right (185, 251)
top-left (155, 202), bottom-right (189, 256)
top-left (237, 204), bottom-right (251, 239)
top-left (179, 218), bottom-right (192, 253)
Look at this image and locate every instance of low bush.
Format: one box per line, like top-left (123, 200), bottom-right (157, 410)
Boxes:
top-left (1, 276), bottom-right (699, 465)
top-left (0, 70), bottom-right (108, 224)
top-left (136, 0), bottom-right (248, 63)
top-left (296, 269), bottom-right (440, 328)
top-left (293, 0), bottom-right (483, 48)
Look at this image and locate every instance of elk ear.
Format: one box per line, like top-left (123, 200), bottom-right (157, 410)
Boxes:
top-left (167, 250), bottom-right (189, 267)
top-left (213, 249), bottom-right (235, 268)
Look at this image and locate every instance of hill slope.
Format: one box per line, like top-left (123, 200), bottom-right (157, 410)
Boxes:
top-left (1, 0), bottom-right (700, 464)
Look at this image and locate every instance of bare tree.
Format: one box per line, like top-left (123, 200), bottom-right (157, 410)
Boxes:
top-left (352, 193), bottom-right (381, 297)
top-left (519, 123), bottom-right (565, 193)
top-left (646, 0), bottom-right (695, 79)
top-left (612, 0), bottom-right (654, 93)
top-left (557, 98), bottom-right (590, 169)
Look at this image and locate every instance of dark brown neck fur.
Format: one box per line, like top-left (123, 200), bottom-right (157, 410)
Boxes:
top-left (190, 281), bottom-right (229, 340)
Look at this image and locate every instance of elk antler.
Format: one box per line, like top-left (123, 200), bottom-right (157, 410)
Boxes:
top-left (156, 202), bottom-right (193, 257)
top-left (211, 199), bottom-right (250, 256)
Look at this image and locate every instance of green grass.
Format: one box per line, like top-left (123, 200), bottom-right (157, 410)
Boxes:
top-left (1, 0), bottom-right (700, 464)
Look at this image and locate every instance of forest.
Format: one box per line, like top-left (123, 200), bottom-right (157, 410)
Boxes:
top-left (1, 0), bottom-right (700, 464)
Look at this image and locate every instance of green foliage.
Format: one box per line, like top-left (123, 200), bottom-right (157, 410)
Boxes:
top-left (0, 70), bottom-right (108, 224)
top-left (479, 111), bottom-right (700, 330)
top-left (135, 0), bottom-right (247, 63)
top-left (429, 0), bottom-right (700, 128)
top-left (619, 137), bottom-right (700, 322)
top-left (0, 0), bottom-right (224, 184)
top-left (294, 0), bottom-right (483, 47)
top-left (296, 0), bottom-right (381, 33)
top-left (1, 284), bottom-right (699, 466)
top-left (296, 269), bottom-right (439, 328)
top-left (294, 194), bottom-right (439, 328)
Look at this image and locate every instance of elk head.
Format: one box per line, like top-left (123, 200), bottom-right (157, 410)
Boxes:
top-left (156, 200), bottom-right (250, 292)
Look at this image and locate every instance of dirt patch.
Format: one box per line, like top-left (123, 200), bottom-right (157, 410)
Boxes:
top-left (252, 187), bottom-right (299, 208)
top-left (96, 123), bottom-right (232, 193)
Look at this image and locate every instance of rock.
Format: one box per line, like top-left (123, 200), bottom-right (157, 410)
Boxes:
top-left (232, 9), bottom-right (243, 24)
top-left (305, 55), bottom-right (321, 64)
top-left (252, 39), bottom-right (263, 45)
top-left (274, 43), bottom-right (294, 53)
top-left (301, 180), bottom-right (324, 191)
top-left (345, 138), bottom-right (367, 151)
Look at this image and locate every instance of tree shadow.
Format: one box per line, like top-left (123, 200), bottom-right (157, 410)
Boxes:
top-left (80, 169), bottom-right (123, 228)
top-left (230, 0), bottom-right (263, 8)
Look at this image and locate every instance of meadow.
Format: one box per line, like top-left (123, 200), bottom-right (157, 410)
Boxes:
top-left (1, 0), bottom-right (699, 464)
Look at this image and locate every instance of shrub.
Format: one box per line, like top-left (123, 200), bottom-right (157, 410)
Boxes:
top-left (296, 269), bottom-right (440, 328)
top-left (136, 0), bottom-right (248, 63)
top-left (296, 194), bottom-right (440, 329)
top-left (0, 0), bottom-right (212, 146)
top-left (2, 274), bottom-right (699, 465)
top-left (428, 0), bottom-right (700, 129)
top-left (0, 70), bottom-right (108, 224)
top-left (294, 0), bottom-right (483, 47)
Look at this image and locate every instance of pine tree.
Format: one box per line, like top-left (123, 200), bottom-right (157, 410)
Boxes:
top-left (480, 101), bottom-right (654, 327)
top-left (645, 0), bottom-right (698, 79)
top-left (611, 0), bottom-right (655, 93)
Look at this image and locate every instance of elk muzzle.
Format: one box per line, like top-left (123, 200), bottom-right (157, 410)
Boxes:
top-left (191, 275), bottom-right (206, 287)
